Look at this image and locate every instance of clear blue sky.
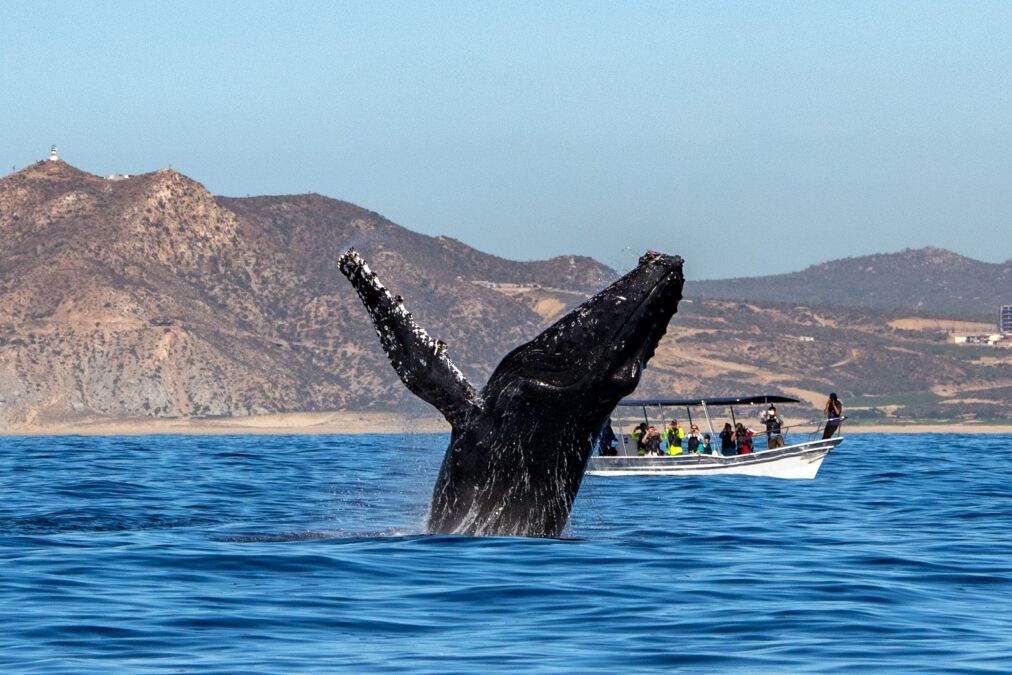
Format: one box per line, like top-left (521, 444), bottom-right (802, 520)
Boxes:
top-left (3, 1), bottom-right (1011, 277)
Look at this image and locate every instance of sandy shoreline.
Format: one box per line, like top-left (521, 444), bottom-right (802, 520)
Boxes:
top-left (1, 411), bottom-right (1009, 436)
top-left (1, 411), bottom-right (452, 436)
top-left (839, 423), bottom-right (1011, 434)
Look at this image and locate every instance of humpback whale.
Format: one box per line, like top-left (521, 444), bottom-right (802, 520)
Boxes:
top-left (338, 249), bottom-right (684, 537)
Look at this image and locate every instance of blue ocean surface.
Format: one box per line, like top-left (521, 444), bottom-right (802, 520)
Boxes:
top-left (1, 433), bottom-right (1011, 673)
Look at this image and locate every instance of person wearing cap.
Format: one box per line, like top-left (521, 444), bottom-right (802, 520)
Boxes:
top-left (664, 420), bottom-right (685, 455)
top-left (762, 404), bottom-right (785, 449)
top-left (823, 393), bottom-right (843, 439)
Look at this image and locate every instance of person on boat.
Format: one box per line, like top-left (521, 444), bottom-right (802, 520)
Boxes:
top-left (735, 423), bottom-right (754, 454)
top-left (823, 393), bottom-right (843, 439)
top-left (762, 404), bottom-right (785, 449)
top-left (719, 423), bottom-right (736, 456)
top-left (597, 419), bottom-right (618, 456)
top-left (664, 420), bottom-right (685, 455)
top-left (685, 425), bottom-right (703, 453)
top-left (633, 422), bottom-right (649, 456)
top-left (644, 425), bottom-right (664, 456)
top-left (700, 433), bottom-right (714, 455)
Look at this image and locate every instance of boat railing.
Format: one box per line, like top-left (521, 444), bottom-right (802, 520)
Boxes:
top-left (776, 416), bottom-right (847, 447)
top-left (607, 399), bottom-right (847, 456)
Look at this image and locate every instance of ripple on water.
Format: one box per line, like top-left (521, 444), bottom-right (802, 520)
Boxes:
top-left (1, 433), bottom-right (1011, 672)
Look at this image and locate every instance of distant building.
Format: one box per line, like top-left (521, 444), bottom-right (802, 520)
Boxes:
top-left (1001, 304), bottom-right (1012, 333)
top-left (48, 145), bottom-right (59, 162)
top-left (954, 334), bottom-right (1004, 346)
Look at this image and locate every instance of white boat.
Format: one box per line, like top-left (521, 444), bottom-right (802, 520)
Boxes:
top-left (587, 395), bottom-right (844, 480)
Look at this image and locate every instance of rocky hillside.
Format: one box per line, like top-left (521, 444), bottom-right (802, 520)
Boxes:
top-left (0, 160), bottom-right (1009, 429)
top-left (633, 299), bottom-right (1011, 423)
top-left (0, 160), bottom-right (611, 428)
top-left (691, 247), bottom-right (1012, 320)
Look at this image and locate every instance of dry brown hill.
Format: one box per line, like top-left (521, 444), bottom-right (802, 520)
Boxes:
top-left (0, 160), bottom-right (1009, 429)
top-left (635, 299), bottom-right (1011, 423)
top-left (0, 160), bottom-right (609, 428)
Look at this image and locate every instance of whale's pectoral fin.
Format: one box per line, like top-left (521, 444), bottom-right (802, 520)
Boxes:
top-left (338, 249), bottom-right (479, 426)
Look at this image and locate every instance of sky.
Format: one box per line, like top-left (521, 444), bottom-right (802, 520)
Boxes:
top-left (2, 1), bottom-right (1011, 277)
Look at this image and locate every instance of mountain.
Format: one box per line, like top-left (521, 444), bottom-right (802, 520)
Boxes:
top-left (0, 160), bottom-right (611, 428)
top-left (643, 299), bottom-right (1010, 423)
top-left (0, 160), bottom-right (1009, 429)
top-left (691, 248), bottom-right (1012, 319)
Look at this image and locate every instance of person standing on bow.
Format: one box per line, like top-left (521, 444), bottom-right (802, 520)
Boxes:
top-left (823, 393), bottom-right (843, 439)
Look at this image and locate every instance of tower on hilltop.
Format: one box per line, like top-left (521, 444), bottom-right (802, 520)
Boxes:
top-left (48, 145), bottom-right (59, 162)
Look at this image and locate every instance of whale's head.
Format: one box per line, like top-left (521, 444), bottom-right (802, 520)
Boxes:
top-left (483, 251), bottom-right (684, 423)
top-left (435, 251), bottom-right (684, 537)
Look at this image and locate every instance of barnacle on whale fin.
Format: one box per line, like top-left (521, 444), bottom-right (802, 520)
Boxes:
top-left (337, 249), bottom-right (478, 427)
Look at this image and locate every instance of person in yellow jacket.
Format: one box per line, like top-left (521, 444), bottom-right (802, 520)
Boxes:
top-left (665, 420), bottom-right (685, 455)
top-left (632, 422), bottom-right (649, 456)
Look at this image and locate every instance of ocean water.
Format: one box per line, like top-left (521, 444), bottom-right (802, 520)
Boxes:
top-left (1, 433), bottom-right (1010, 673)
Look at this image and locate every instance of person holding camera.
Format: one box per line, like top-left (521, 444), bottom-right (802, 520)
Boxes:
top-left (719, 422), bottom-right (736, 456)
top-left (644, 425), bottom-right (664, 456)
top-left (685, 425), bottom-right (704, 453)
top-left (664, 420), bottom-right (685, 455)
top-left (823, 393), bottom-right (843, 439)
top-left (762, 404), bottom-right (785, 449)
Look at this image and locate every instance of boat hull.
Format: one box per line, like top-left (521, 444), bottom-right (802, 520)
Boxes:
top-left (586, 437), bottom-right (842, 480)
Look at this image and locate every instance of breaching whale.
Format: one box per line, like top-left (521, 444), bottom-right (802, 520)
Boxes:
top-left (338, 249), bottom-right (684, 537)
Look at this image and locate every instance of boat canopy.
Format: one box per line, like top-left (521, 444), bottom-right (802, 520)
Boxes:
top-left (618, 394), bottom-right (800, 408)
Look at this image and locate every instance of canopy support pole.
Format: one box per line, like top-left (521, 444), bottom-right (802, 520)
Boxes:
top-left (701, 401), bottom-right (715, 436)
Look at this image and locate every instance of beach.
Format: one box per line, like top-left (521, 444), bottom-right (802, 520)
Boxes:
top-left (2, 411), bottom-right (1008, 436)
top-left (0, 411), bottom-right (451, 436)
